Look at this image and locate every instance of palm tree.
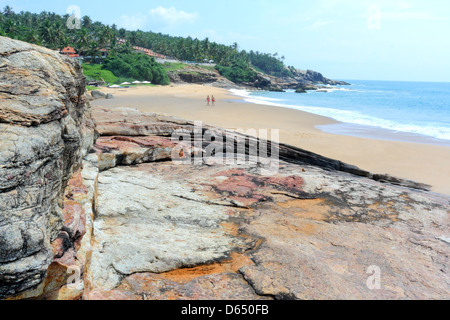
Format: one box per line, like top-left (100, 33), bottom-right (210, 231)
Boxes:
top-left (39, 19), bottom-right (56, 48)
top-left (4, 19), bottom-right (19, 36)
top-left (97, 25), bottom-right (113, 48)
top-left (82, 16), bottom-right (92, 29)
top-left (87, 41), bottom-right (100, 63)
top-left (24, 29), bottom-right (42, 45)
top-left (118, 28), bottom-right (126, 40)
top-left (3, 5), bottom-right (14, 17)
top-left (75, 28), bottom-right (92, 52)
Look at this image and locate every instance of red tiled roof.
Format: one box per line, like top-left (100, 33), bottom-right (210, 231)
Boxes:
top-left (133, 46), bottom-right (166, 59)
top-left (61, 46), bottom-right (76, 54)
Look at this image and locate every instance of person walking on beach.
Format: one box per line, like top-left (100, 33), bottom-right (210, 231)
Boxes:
top-left (211, 95), bottom-right (216, 106)
top-left (206, 95), bottom-right (210, 106)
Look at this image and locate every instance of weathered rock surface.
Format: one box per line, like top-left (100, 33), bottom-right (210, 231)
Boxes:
top-left (241, 68), bottom-right (350, 91)
top-left (90, 90), bottom-right (107, 100)
top-left (1, 37), bottom-right (448, 300)
top-left (293, 69), bottom-right (350, 86)
top-left (165, 64), bottom-right (348, 91)
top-left (167, 65), bottom-right (240, 89)
top-left (80, 108), bottom-right (448, 300)
top-left (0, 36), bottom-right (95, 298)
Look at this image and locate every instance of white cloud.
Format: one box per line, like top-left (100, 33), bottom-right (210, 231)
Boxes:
top-left (149, 6), bottom-right (199, 26)
top-left (119, 14), bottom-right (148, 30)
top-left (119, 6), bottom-right (198, 30)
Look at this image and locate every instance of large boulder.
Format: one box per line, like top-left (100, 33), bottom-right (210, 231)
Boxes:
top-left (90, 90), bottom-right (107, 100)
top-left (0, 36), bottom-right (95, 298)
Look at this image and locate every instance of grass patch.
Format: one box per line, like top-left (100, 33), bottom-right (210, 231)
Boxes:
top-left (163, 62), bottom-right (188, 72)
top-left (196, 65), bottom-right (217, 72)
top-left (180, 71), bottom-right (201, 75)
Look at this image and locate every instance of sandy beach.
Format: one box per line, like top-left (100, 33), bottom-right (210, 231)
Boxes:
top-left (92, 84), bottom-right (450, 195)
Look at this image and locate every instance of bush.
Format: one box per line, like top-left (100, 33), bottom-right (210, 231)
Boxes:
top-left (103, 52), bottom-right (170, 85)
top-left (216, 57), bottom-right (256, 83)
top-left (82, 63), bottom-right (118, 84)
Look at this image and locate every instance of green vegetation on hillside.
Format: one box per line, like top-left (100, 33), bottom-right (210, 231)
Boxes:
top-left (163, 62), bottom-right (188, 72)
top-left (82, 63), bottom-right (118, 84)
top-left (103, 49), bottom-right (170, 85)
top-left (0, 5), bottom-right (296, 85)
top-left (248, 51), bottom-right (293, 78)
top-left (215, 55), bottom-right (257, 83)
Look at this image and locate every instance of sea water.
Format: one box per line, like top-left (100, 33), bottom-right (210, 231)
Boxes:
top-left (230, 80), bottom-right (450, 147)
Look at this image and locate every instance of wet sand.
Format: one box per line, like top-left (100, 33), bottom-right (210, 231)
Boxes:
top-left (92, 84), bottom-right (450, 195)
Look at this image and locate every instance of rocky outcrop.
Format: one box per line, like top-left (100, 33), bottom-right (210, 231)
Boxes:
top-left (80, 108), bottom-right (448, 300)
top-left (293, 69), bottom-right (350, 86)
top-left (1, 37), bottom-right (448, 300)
top-left (167, 65), bottom-right (239, 89)
top-left (241, 69), bottom-right (349, 92)
top-left (165, 63), bottom-right (348, 91)
top-left (0, 37), bottom-right (95, 298)
top-left (90, 90), bottom-right (107, 100)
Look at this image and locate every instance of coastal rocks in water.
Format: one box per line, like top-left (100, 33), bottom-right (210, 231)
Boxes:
top-left (295, 69), bottom-right (350, 86)
top-left (267, 86), bottom-right (285, 92)
top-left (0, 36), bottom-right (95, 298)
top-left (242, 68), bottom-right (350, 91)
top-left (295, 85), bottom-right (319, 93)
top-left (164, 61), bottom-right (348, 90)
top-left (105, 93), bottom-right (114, 100)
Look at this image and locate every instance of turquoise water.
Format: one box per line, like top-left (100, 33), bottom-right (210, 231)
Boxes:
top-left (230, 80), bottom-right (450, 146)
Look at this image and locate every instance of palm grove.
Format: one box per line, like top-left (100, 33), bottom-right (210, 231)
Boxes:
top-left (0, 6), bottom-right (296, 85)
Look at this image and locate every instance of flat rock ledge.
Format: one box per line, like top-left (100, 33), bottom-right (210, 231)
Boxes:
top-left (7, 106), bottom-right (449, 300)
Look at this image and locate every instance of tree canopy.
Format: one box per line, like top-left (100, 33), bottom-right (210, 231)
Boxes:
top-left (0, 6), bottom-right (295, 84)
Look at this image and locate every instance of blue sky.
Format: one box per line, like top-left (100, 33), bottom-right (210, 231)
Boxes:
top-left (3, 0), bottom-right (450, 82)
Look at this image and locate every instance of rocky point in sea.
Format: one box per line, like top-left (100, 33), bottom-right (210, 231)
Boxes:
top-left (1, 37), bottom-right (449, 300)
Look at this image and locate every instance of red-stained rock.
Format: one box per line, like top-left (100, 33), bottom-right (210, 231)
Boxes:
top-left (8, 104), bottom-right (449, 301)
top-left (90, 135), bottom-right (186, 171)
top-left (62, 200), bottom-right (86, 241)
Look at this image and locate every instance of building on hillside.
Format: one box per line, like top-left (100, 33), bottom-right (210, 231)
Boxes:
top-left (99, 48), bottom-right (109, 59)
top-left (133, 46), bottom-right (167, 59)
top-left (116, 39), bottom-right (166, 59)
top-left (60, 46), bottom-right (81, 59)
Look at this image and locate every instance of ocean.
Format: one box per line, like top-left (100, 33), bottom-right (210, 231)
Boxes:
top-left (230, 80), bottom-right (450, 147)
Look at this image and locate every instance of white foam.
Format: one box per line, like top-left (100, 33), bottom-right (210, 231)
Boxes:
top-left (229, 89), bottom-right (450, 141)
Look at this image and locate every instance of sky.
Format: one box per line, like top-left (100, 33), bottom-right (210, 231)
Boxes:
top-left (2, 0), bottom-right (450, 82)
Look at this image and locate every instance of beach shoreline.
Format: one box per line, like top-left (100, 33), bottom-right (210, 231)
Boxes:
top-left (91, 84), bottom-right (450, 195)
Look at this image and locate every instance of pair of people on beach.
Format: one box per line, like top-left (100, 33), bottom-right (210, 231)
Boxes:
top-left (206, 95), bottom-right (215, 106)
